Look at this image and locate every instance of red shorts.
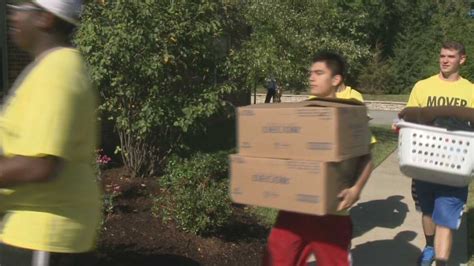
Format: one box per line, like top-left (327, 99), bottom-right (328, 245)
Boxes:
top-left (262, 211), bottom-right (352, 266)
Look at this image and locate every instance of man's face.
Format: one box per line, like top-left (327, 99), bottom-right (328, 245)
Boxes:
top-left (8, 3), bottom-right (44, 51)
top-left (308, 62), bottom-right (341, 97)
top-left (439, 48), bottom-right (466, 76)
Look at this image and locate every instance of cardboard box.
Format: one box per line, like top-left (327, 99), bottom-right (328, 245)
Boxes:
top-left (237, 98), bottom-right (370, 161)
top-left (229, 154), bottom-right (360, 215)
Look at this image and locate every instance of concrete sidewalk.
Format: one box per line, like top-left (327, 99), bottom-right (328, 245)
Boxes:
top-left (350, 151), bottom-right (468, 266)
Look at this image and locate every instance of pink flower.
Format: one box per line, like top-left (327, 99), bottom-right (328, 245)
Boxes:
top-left (96, 150), bottom-right (112, 166)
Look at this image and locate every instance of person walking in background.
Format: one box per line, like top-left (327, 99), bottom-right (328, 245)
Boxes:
top-left (265, 77), bottom-right (278, 103)
top-left (0, 1), bottom-right (102, 265)
top-left (274, 82), bottom-right (283, 103)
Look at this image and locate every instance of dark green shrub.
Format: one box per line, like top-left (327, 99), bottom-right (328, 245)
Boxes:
top-left (154, 151), bottom-right (232, 235)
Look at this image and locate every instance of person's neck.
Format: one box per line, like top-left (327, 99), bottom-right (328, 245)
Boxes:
top-left (337, 84), bottom-right (347, 93)
top-left (317, 91), bottom-right (336, 98)
top-left (439, 71), bottom-right (461, 82)
top-left (30, 36), bottom-right (70, 59)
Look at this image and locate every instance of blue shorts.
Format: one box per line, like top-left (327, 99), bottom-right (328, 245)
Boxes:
top-left (411, 179), bottom-right (467, 230)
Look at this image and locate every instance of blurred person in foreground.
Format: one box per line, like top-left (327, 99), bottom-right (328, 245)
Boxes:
top-left (0, 0), bottom-right (101, 265)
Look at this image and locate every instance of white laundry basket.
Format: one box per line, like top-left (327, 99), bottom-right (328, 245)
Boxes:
top-left (397, 120), bottom-right (474, 187)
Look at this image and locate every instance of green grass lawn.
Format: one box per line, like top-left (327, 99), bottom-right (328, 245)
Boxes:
top-left (250, 125), bottom-right (399, 227)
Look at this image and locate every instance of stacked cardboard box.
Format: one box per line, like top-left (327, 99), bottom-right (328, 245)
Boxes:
top-left (229, 98), bottom-right (371, 215)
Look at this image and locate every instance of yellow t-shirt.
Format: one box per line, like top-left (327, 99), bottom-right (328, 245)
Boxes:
top-left (0, 48), bottom-right (102, 253)
top-left (407, 74), bottom-right (474, 108)
top-left (336, 86), bottom-right (364, 102)
top-left (308, 86), bottom-right (363, 102)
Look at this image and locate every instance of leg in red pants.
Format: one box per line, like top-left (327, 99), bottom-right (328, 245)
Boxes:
top-left (263, 211), bottom-right (352, 266)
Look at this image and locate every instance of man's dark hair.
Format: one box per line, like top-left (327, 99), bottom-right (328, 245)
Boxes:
top-left (311, 51), bottom-right (347, 78)
top-left (442, 41), bottom-right (466, 56)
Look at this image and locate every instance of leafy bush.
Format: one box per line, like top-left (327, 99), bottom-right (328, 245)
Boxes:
top-left (154, 151), bottom-right (232, 235)
top-left (75, 1), bottom-right (243, 177)
top-left (358, 46), bottom-right (394, 94)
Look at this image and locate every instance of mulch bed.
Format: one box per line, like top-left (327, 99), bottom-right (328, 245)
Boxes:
top-left (94, 167), bottom-right (268, 266)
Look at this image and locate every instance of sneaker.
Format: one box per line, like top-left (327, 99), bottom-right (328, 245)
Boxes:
top-left (418, 246), bottom-right (435, 266)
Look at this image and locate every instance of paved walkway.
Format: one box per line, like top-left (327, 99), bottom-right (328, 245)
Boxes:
top-left (350, 151), bottom-right (468, 266)
top-left (309, 112), bottom-right (469, 265)
top-left (308, 109), bottom-right (468, 266)
top-left (368, 110), bottom-right (397, 126)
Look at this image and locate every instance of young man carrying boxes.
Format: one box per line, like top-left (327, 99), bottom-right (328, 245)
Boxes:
top-left (230, 52), bottom-right (374, 266)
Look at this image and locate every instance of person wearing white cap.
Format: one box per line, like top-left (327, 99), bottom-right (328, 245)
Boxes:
top-left (0, 1), bottom-right (101, 265)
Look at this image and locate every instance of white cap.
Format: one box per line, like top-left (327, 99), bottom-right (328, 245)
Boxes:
top-left (33, 0), bottom-right (83, 26)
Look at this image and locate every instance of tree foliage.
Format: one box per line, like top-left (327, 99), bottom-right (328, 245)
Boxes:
top-left (74, 0), bottom-right (474, 177)
top-left (350, 0), bottom-right (474, 93)
top-left (75, 0), bottom-right (242, 177)
top-left (228, 0), bottom-right (371, 93)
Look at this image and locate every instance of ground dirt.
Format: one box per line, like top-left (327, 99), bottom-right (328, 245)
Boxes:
top-left (94, 167), bottom-right (268, 266)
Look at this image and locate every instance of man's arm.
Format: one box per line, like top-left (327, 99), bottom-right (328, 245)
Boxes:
top-left (337, 153), bottom-right (374, 211)
top-left (0, 156), bottom-right (62, 187)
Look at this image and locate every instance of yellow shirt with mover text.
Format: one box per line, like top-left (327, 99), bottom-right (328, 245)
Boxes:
top-left (407, 75), bottom-right (474, 108)
top-left (0, 48), bottom-right (102, 253)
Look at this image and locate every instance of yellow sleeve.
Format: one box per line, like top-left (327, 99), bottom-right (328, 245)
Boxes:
top-left (311, 87), bottom-right (376, 144)
top-left (370, 135), bottom-right (377, 145)
top-left (471, 84), bottom-right (474, 108)
top-left (350, 88), bottom-right (364, 102)
top-left (406, 83), bottom-right (421, 107)
top-left (351, 88), bottom-right (377, 144)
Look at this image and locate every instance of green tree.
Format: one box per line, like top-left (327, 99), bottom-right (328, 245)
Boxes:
top-left (75, 0), bottom-right (242, 177)
top-left (432, 0), bottom-right (474, 82)
top-left (357, 44), bottom-right (394, 94)
top-left (388, 0), bottom-right (474, 93)
top-left (228, 0), bottom-right (371, 93)
top-left (346, 0), bottom-right (474, 93)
